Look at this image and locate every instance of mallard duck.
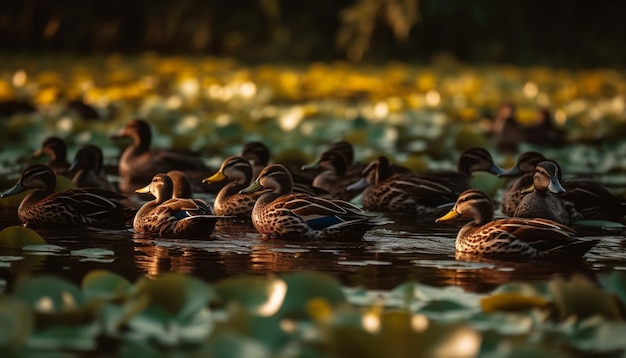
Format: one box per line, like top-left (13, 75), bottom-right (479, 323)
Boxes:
top-left (134, 173), bottom-right (225, 237)
top-left (241, 141), bottom-right (271, 179)
top-left (1, 165), bottom-right (134, 228)
top-left (111, 119), bottom-right (209, 193)
top-left (302, 150), bottom-right (363, 201)
top-left (500, 152), bottom-right (626, 222)
top-left (435, 189), bottom-right (598, 258)
top-left (202, 156), bottom-right (260, 218)
top-left (423, 147), bottom-right (504, 193)
top-left (33, 136), bottom-right (70, 176)
top-left (239, 164), bottom-right (387, 241)
top-left (242, 140), bottom-right (318, 185)
top-left (347, 156), bottom-right (457, 216)
top-left (69, 144), bottom-right (117, 192)
top-left (166, 170), bottom-right (214, 215)
top-left (498, 151), bottom-right (546, 216)
top-left (204, 156), bottom-right (328, 217)
top-left (512, 161), bottom-right (571, 226)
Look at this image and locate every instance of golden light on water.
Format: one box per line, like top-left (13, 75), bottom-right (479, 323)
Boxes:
top-left (523, 81), bottom-right (539, 98)
top-left (411, 313), bottom-right (429, 332)
top-left (12, 70), bottom-right (27, 87)
top-left (555, 109), bottom-right (567, 125)
top-left (426, 89), bottom-right (441, 106)
top-left (279, 106), bottom-right (304, 131)
top-left (361, 311), bottom-right (381, 333)
top-left (256, 279), bottom-right (287, 316)
top-left (240, 81), bottom-right (257, 98)
top-left (432, 328), bottom-right (481, 358)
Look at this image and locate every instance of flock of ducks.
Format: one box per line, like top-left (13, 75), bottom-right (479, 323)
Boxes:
top-left (2, 118), bottom-right (624, 260)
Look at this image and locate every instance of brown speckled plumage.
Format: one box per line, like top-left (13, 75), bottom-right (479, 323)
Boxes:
top-left (240, 164), bottom-right (386, 241)
top-left (436, 189), bottom-right (597, 258)
top-left (1, 165), bottom-right (134, 228)
top-left (203, 156), bottom-right (261, 218)
top-left (134, 174), bottom-right (226, 237)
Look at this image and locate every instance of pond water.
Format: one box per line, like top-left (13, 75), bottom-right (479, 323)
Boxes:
top-left (1, 192), bottom-right (624, 294)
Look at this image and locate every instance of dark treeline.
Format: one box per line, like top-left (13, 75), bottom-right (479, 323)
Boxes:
top-left (1, 0), bottom-right (624, 67)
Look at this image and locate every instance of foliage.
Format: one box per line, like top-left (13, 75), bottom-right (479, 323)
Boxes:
top-left (1, 270), bottom-right (626, 356)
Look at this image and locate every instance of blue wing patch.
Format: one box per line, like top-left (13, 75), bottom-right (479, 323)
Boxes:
top-left (307, 215), bottom-right (344, 230)
top-left (174, 210), bottom-right (192, 220)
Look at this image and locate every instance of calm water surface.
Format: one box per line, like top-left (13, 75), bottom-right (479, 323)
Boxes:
top-left (1, 192), bottom-right (624, 294)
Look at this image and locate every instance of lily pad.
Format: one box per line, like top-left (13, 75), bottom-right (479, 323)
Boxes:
top-left (277, 271), bottom-right (346, 318)
top-left (213, 275), bottom-right (287, 316)
top-left (13, 275), bottom-right (86, 314)
top-left (0, 295), bottom-right (34, 351)
top-left (549, 275), bottom-right (623, 321)
top-left (0, 226), bottom-right (46, 248)
top-left (81, 269), bottom-right (131, 301)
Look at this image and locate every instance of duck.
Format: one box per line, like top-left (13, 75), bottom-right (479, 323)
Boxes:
top-left (498, 151), bottom-right (546, 217)
top-left (202, 156), bottom-right (260, 218)
top-left (133, 173), bottom-right (226, 237)
top-left (241, 141), bottom-right (271, 179)
top-left (512, 161), bottom-right (571, 226)
top-left (347, 156), bottom-right (457, 216)
top-left (166, 170), bottom-right (214, 215)
top-left (33, 136), bottom-right (71, 176)
top-left (239, 164), bottom-right (387, 241)
top-left (423, 147), bottom-right (504, 193)
top-left (110, 119), bottom-right (209, 193)
top-left (69, 144), bottom-right (117, 192)
top-left (0, 164), bottom-right (134, 228)
top-left (204, 156), bottom-right (330, 218)
top-left (435, 189), bottom-right (598, 258)
top-left (499, 151), bottom-right (626, 222)
top-left (242, 140), bottom-right (318, 185)
top-left (302, 150), bottom-right (362, 201)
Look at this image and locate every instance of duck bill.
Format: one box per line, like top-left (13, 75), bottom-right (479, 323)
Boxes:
top-left (239, 181), bottom-right (263, 194)
top-left (435, 207), bottom-right (459, 223)
top-left (301, 160), bottom-right (321, 171)
top-left (1, 182), bottom-right (27, 198)
top-left (497, 166), bottom-right (523, 178)
top-left (32, 149), bottom-right (45, 158)
top-left (488, 163), bottom-right (505, 176)
top-left (548, 177), bottom-right (566, 193)
top-left (203, 171), bottom-right (226, 184)
top-left (68, 159), bottom-right (80, 173)
top-left (520, 185), bottom-right (535, 194)
top-left (135, 183), bottom-right (151, 194)
top-left (346, 178), bottom-right (369, 191)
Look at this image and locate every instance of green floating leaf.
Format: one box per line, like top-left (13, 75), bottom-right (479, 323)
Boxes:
top-left (0, 226), bottom-right (46, 249)
top-left (598, 271), bottom-right (626, 307)
top-left (549, 275), bottom-right (623, 321)
top-left (81, 269), bottom-right (131, 301)
top-left (481, 282), bottom-right (549, 313)
top-left (201, 332), bottom-right (271, 358)
top-left (13, 275), bottom-right (86, 314)
top-left (127, 272), bottom-right (212, 321)
top-left (0, 295), bottom-right (34, 351)
top-left (277, 271), bottom-right (346, 318)
top-left (568, 317), bottom-right (626, 353)
top-left (213, 275), bottom-right (287, 317)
